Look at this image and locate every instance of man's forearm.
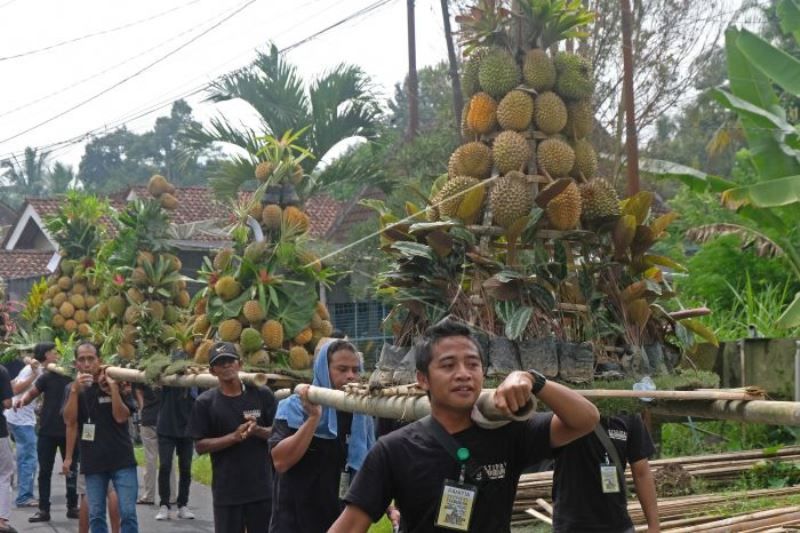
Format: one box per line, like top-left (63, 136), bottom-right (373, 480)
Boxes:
top-left (632, 460), bottom-right (660, 532)
top-left (19, 387), bottom-right (40, 407)
top-left (12, 370), bottom-right (37, 395)
top-left (65, 420), bottom-right (77, 462)
top-left (195, 433), bottom-right (241, 455)
top-left (63, 384), bottom-right (79, 425)
top-left (536, 380), bottom-right (598, 431)
top-left (109, 386), bottom-right (130, 423)
top-left (271, 416), bottom-right (319, 473)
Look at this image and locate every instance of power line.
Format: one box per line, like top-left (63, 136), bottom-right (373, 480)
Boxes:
top-left (0, 0), bottom-right (257, 146)
top-left (0, 0), bottom-right (203, 62)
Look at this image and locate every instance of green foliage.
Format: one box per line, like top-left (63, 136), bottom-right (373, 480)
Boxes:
top-left (0, 147), bottom-right (75, 208)
top-left (43, 190), bottom-right (109, 260)
top-left (661, 420), bottom-right (798, 458)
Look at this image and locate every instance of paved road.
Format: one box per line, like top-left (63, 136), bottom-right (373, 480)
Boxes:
top-left (8, 456), bottom-right (215, 533)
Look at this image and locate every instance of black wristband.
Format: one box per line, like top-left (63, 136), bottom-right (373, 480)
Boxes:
top-left (527, 369), bottom-right (547, 395)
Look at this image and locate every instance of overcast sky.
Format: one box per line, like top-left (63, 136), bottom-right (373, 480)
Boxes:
top-left (0, 0), bottom-right (450, 169)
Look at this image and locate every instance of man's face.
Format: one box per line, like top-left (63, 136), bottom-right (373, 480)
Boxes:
top-left (328, 349), bottom-right (360, 390)
top-left (44, 349), bottom-right (59, 365)
top-left (74, 345), bottom-right (99, 376)
top-left (210, 357), bottom-right (241, 381)
top-left (417, 336), bottom-right (483, 412)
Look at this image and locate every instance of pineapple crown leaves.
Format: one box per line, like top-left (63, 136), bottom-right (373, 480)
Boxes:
top-left (139, 257), bottom-right (185, 298)
top-left (456, 0), bottom-right (514, 56)
top-left (254, 127), bottom-right (315, 178)
top-left (518, 0), bottom-right (595, 48)
top-left (43, 191), bottom-right (110, 259)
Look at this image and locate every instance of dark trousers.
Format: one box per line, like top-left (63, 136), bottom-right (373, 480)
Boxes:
top-left (37, 434), bottom-right (78, 511)
top-left (214, 499), bottom-right (271, 533)
top-left (158, 434), bottom-right (193, 508)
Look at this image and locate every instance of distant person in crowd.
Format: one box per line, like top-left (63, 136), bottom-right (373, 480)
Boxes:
top-left (133, 384), bottom-right (175, 508)
top-left (187, 342), bottom-right (276, 533)
top-left (4, 351), bottom-right (42, 508)
top-left (0, 359), bottom-right (23, 381)
top-left (14, 343), bottom-right (79, 522)
top-left (154, 351), bottom-right (196, 521)
top-left (0, 362), bottom-right (17, 533)
top-left (551, 412), bottom-right (659, 533)
top-left (269, 340), bottom-right (375, 532)
top-left (62, 341), bottom-right (138, 533)
top-left (329, 320), bottom-right (600, 533)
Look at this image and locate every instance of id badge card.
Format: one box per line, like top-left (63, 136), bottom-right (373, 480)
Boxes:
top-left (600, 464), bottom-right (620, 493)
top-left (338, 470), bottom-right (351, 500)
top-left (82, 423), bottom-right (96, 442)
top-left (435, 479), bottom-right (478, 531)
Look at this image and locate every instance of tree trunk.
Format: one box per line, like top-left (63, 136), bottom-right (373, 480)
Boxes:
top-left (440, 0), bottom-right (463, 141)
top-left (406, 0), bottom-right (419, 140)
top-left (620, 0), bottom-right (640, 196)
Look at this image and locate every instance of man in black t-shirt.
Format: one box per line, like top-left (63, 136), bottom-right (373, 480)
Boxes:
top-left (14, 342), bottom-right (79, 522)
top-left (187, 342), bottom-right (276, 533)
top-left (551, 413), bottom-right (659, 533)
top-left (62, 341), bottom-right (139, 533)
top-left (0, 364), bottom-right (17, 533)
top-left (330, 320), bottom-right (600, 533)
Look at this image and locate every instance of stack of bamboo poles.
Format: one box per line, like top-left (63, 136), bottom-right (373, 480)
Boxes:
top-left (513, 446), bottom-right (800, 510)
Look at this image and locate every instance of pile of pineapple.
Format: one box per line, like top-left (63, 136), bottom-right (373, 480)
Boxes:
top-left (44, 259), bottom-right (100, 338)
top-left (431, 43), bottom-right (621, 231)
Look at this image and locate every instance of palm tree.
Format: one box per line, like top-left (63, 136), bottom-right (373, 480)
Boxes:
top-left (0, 147), bottom-right (51, 207)
top-left (185, 44), bottom-right (384, 198)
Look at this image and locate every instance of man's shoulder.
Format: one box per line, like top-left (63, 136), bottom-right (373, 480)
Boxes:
top-left (196, 388), bottom-right (219, 403)
top-left (0, 365), bottom-right (9, 380)
top-left (377, 419), bottom-right (428, 448)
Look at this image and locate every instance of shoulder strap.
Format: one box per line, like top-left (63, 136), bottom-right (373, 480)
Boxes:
top-left (594, 424), bottom-right (624, 482)
top-left (421, 416), bottom-right (482, 482)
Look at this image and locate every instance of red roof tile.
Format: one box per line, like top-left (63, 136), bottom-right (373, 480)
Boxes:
top-left (305, 194), bottom-right (347, 238)
top-left (127, 186), bottom-right (228, 224)
top-left (0, 250), bottom-right (54, 279)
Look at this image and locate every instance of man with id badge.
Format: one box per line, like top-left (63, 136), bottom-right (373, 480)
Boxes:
top-left (270, 339), bottom-right (375, 533)
top-left (330, 320), bottom-right (599, 532)
top-left (551, 413), bottom-right (659, 532)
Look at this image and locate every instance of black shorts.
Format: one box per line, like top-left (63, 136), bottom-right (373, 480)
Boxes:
top-left (213, 499), bottom-right (272, 533)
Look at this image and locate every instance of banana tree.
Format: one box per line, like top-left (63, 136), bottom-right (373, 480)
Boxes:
top-left (645, 7), bottom-right (800, 328)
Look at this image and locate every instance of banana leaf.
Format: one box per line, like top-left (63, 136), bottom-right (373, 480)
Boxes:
top-left (778, 0), bottom-right (800, 44)
top-left (639, 158), bottom-right (735, 194)
top-left (720, 174), bottom-right (800, 209)
top-left (777, 292), bottom-right (800, 329)
top-left (736, 28), bottom-right (800, 97)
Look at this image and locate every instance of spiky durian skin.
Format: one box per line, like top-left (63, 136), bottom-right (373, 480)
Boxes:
top-left (492, 131), bottom-right (531, 174)
top-left (435, 176), bottom-right (482, 220)
top-left (261, 320), bottom-right (284, 350)
top-left (262, 204), bottom-right (282, 230)
top-left (534, 92), bottom-right (568, 135)
top-left (195, 340), bottom-right (214, 364)
top-left (289, 346), bottom-right (311, 370)
top-left (214, 276), bottom-right (241, 301)
top-left (554, 52), bottom-right (594, 101)
top-left (497, 90), bottom-right (534, 132)
top-left (213, 248), bottom-right (234, 271)
top-left (537, 138), bottom-right (575, 177)
top-left (218, 319), bottom-right (243, 343)
top-left (447, 142), bottom-right (492, 179)
top-left (570, 139), bottom-right (598, 180)
top-left (580, 178), bottom-right (621, 221)
top-left (461, 47), bottom-right (489, 98)
top-left (565, 99), bottom-right (593, 139)
top-left (490, 171), bottom-right (534, 229)
top-left (255, 161), bottom-right (273, 182)
top-left (466, 92), bottom-right (498, 135)
top-left (522, 49), bottom-right (556, 91)
top-left (148, 174), bottom-right (172, 197)
top-left (545, 180), bottom-right (582, 230)
top-left (243, 300), bottom-right (265, 323)
top-left (478, 47), bottom-right (521, 99)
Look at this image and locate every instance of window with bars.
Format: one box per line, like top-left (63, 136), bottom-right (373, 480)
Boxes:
top-left (329, 300), bottom-right (391, 368)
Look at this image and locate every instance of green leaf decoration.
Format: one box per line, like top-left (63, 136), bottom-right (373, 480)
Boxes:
top-left (504, 306), bottom-right (533, 341)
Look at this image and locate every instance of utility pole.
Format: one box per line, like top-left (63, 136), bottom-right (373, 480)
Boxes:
top-left (440, 0), bottom-right (464, 141)
top-left (620, 0), bottom-right (640, 196)
top-left (407, 0), bottom-right (419, 140)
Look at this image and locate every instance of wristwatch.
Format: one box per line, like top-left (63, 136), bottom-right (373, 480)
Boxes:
top-left (527, 369), bottom-right (547, 395)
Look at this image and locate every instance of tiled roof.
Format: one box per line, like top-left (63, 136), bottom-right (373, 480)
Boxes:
top-left (305, 194), bottom-right (347, 239)
top-left (0, 250), bottom-right (54, 279)
top-left (128, 186), bottom-right (228, 225)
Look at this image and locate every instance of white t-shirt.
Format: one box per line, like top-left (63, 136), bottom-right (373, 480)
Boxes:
top-left (4, 364), bottom-right (40, 426)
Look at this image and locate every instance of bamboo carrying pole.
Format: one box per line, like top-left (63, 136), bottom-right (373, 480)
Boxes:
top-left (651, 399), bottom-right (800, 426)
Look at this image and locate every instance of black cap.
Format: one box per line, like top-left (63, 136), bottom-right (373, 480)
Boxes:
top-left (208, 342), bottom-right (240, 366)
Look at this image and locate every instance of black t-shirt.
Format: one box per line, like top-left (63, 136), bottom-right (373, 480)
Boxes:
top-left (268, 411), bottom-right (353, 533)
top-left (0, 366), bottom-right (12, 438)
top-left (2, 359), bottom-right (24, 381)
top-left (345, 413), bottom-right (554, 533)
top-left (551, 414), bottom-right (655, 533)
top-left (157, 386), bottom-right (195, 437)
top-left (76, 383), bottom-right (137, 475)
top-left (34, 371), bottom-right (72, 437)
top-left (187, 384), bottom-right (276, 506)
top-left (134, 384), bottom-right (160, 427)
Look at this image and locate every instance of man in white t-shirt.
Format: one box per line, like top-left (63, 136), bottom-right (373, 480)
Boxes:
top-left (4, 357), bottom-right (41, 507)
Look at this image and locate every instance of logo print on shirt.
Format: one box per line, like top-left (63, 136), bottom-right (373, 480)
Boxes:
top-left (242, 409), bottom-right (261, 421)
top-left (475, 462), bottom-right (507, 481)
top-left (608, 429), bottom-right (627, 441)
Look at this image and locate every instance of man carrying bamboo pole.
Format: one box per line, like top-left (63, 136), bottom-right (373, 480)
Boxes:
top-left (329, 320), bottom-right (600, 533)
top-left (269, 339), bottom-right (376, 533)
top-left (187, 341), bottom-right (276, 533)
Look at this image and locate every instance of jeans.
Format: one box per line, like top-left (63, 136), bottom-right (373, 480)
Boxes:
top-left (85, 467), bottom-right (139, 533)
top-left (38, 434), bottom-right (78, 511)
top-left (8, 423), bottom-right (37, 505)
top-left (0, 438), bottom-right (13, 520)
top-left (157, 435), bottom-right (193, 508)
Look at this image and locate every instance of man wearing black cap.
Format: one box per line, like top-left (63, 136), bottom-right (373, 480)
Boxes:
top-left (187, 342), bottom-right (277, 533)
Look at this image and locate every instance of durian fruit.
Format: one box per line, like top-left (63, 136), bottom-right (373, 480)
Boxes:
top-left (570, 139), bottom-right (598, 180)
top-left (118, 343), bottom-right (136, 360)
top-left (248, 350), bottom-right (271, 367)
top-left (447, 142), bottom-right (492, 179)
top-left (194, 298), bottom-right (207, 316)
top-left (522, 49), bottom-right (556, 91)
top-left (294, 328), bottom-right (313, 345)
top-left (244, 241), bottom-right (267, 263)
top-left (149, 301), bottom-right (165, 321)
top-left (316, 301), bottom-right (330, 320)
top-left (60, 302), bottom-right (75, 319)
top-left (214, 276), bottom-right (241, 301)
top-left (248, 202), bottom-right (262, 222)
top-left (543, 179), bottom-right (582, 230)
top-left (492, 131), bottom-right (530, 174)
top-left (163, 254), bottom-right (182, 272)
top-left (122, 324), bottom-right (137, 343)
top-left (434, 176), bottom-right (482, 220)
top-left (580, 178), bottom-right (621, 222)
top-left (72, 282), bottom-right (87, 295)
top-left (193, 314), bottom-right (211, 335)
top-left (289, 345), bottom-right (311, 370)
top-left (489, 171), bottom-right (533, 229)
top-left (240, 327), bottom-right (263, 353)
top-left (461, 101), bottom-right (475, 138)
top-left (164, 305), bottom-right (180, 324)
top-left (496, 90), bottom-right (534, 132)
top-left (262, 204), bottom-right (282, 231)
top-left (537, 138), bottom-right (575, 177)
top-left (213, 248), bottom-right (234, 271)
top-left (565, 99), bottom-right (593, 139)
top-left (174, 290), bottom-right (190, 308)
top-left (218, 319), bottom-right (243, 343)
top-left (58, 276), bottom-right (72, 291)
top-left (64, 319), bottom-right (78, 334)
top-left (461, 47), bottom-right (489, 98)
top-left (283, 206), bottom-right (310, 233)
top-left (195, 340), bottom-right (214, 364)
top-left (534, 92), bottom-right (568, 135)
top-left (148, 174), bottom-right (173, 197)
top-left (466, 92), bottom-right (498, 135)
top-left (310, 312), bottom-right (324, 330)
top-left (108, 295), bottom-right (126, 317)
top-left (137, 251), bottom-right (154, 267)
top-left (52, 292), bottom-right (67, 308)
top-left (243, 300), bottom-right (265, 323)
top-left (318, 320), bottom-right (333, 337)
top-left (69, 294), bottom-right (86, 309)
top-left (126, 288), bottom-right (144, 304)
top-left (554, 52), bottom-right (594, 101)
top-left (478, 47), bottom-right (520, 99)
top-left (77, 323), bottom-right (91, 337)
top-left (124, 306), bottom-right (140, 325)
top-left (74, 310), bottom-right (88, 324)
top-left (85, 295), bottom-right (97, 309)
top-left (52, 314), bottom-right (66, 328)
top-left (160, 193), bottom-right (179, 211)
top-left (261, 320), bottom-right (284, 350)
top-left (291, 164), bottom-right (304, 185)
top-left (255, 161), bottom-right (274, 182)
top-left (131, 267), bottom-right (147, 286)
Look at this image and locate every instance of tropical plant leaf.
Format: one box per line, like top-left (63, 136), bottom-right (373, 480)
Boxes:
top-left (456, 184), bottom-right (486, 223)
top-left (620, 191), bottom-right (653, 225)
top-left (680, 319), bottom-right (719, 347)
top-left (625, 298), bottom-right (652, 333)
top-left (642, 254), bottom-right (687, 273)
top-left (639, 158), bottom-right (735, 193)
top-left (613, 215), bottom-right (637, 260)
top-left (720, 174), bottom-right (800, 209)
top-left (778, 0), bottom-right (800, 44)
top-left (390, 242), bottom-right (433, 260)
top-left (777, 292), bottom-right (800, 329)
top-left (271, 284), bottom-right (317, 339)
top-left (736, 28), bottom-right (800, 97)
top-left (650, 212), bottom-right (679, 237)
top-left (504, 306), bottom-right (533, 341)
top-left (686, 223), bottom-right (784, 258)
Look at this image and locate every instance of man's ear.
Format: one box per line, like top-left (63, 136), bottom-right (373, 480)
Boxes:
top-left (416, 369), bottom-right (429, 392)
